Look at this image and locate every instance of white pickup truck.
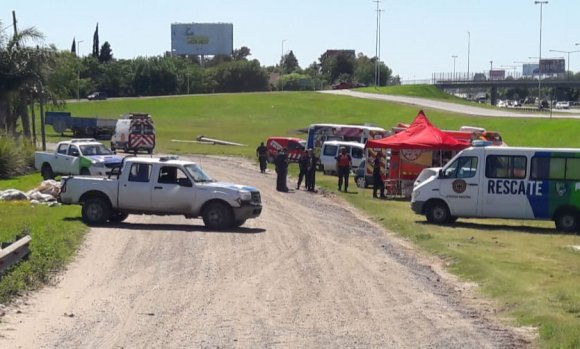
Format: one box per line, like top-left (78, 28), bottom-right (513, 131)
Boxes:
top-left (35, 139), bottom-right (123, 179)
top-left (59, 156), bottom-right (263, 230)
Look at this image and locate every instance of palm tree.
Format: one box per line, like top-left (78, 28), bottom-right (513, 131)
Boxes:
top-left (0, 23), bottom-right (55, 137)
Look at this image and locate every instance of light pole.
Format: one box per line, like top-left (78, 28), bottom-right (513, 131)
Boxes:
top-left (549, 49), bottom-right (580, 79)
top-left (467, 31), bottom-right (471, 80)
top-left (77, 40), bottom-right (83, 101)
top-left (534, 1), bottom-right (548, 107)
top-left (280, 39), bottom-right (286, 91)
top-left (489, 60), bottom-right (493, 79)
top-left (451, 55), bottom-right (458, 80)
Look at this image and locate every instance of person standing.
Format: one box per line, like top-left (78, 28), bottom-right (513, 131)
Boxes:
top-left (275, 148), bottom-right (289, 192)
top-left (306, 148), bottom-right (318, 192)
top-left (256, 141), bottom-right (268, 173)
top-left (336, 147), bottom-right (352, 192)
top-left (373, 151), bottom-right (386, 198)
top-left (296, 149), bottom-right (309, 190)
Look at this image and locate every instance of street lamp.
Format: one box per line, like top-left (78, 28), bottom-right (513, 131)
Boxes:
top-left (467, 31), bottom-right (471, 80)
top-left (451, 55), bottom-right (458, 80)
top-left (77, 40), bottom-right (84, 101)
top-left (534, 1), bottom-right (548, 107)
top-left (280, 39), bottom-right (287, 91)
top-left (549, 49), bottom-right (580, 79)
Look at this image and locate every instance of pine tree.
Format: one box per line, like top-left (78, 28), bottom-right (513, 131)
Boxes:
top-left (92, 23), bottom-right (99, 58)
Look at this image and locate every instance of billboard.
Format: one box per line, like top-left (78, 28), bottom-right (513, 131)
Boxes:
top-left (522, 64), bottom-right (539, 77)
top-left (171, 23), bottom-right (233, 56)
top-left (540, 59), bottom-right (565, 74)
top-left (489, 70), bottom-right (505, 80)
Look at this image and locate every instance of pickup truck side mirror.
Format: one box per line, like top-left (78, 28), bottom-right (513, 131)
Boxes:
top-left (438, 169), bottom-right (444, 178)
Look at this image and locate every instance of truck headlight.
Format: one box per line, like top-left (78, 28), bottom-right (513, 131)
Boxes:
top-left (239, 191), bottom-right (252, 202)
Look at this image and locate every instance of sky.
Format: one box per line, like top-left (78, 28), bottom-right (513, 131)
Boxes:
top-left (2, 0), bottom-right (580, 81)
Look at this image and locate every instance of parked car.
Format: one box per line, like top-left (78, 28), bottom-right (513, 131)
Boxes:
top-left (555, 101), bottom-right (570, 109)
top-left (87, 91), bottom-right (107, 101)
top-left (354, 160), bottom-right (374, 188)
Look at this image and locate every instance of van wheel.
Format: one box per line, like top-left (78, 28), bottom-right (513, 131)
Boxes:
top-left (555, 210), bottom-right (579, 232)
top-left (425, 201), bottom-right (451, 224)
top-left (203, 202), bottom-right (233, 230)
top-left (41, 164), bottom-right (54, 180)
top-left (82, 197), bottom-right (112, 226)
top-left (356, 176), bottom-right (366, 188)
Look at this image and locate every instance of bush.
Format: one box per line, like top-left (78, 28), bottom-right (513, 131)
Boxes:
top-left (0, 135), bottom-right (35, 179)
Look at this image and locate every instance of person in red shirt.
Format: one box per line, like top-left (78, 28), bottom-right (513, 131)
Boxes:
top-left (335, 147), bottom-right (352, 192)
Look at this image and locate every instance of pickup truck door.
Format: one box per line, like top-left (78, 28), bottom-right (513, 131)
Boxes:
top-left (152, 165), bottom-right (195, 214)
top-left (52, 144), bottom-right (70, 174)
top-left (118, 163), bottom-right (153, 210)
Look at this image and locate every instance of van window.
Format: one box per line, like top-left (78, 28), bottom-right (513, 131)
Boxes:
top-left (486, 155), bottom-right (526, 179)
top-left (288, 141), bottom-right (301, 151)
top-left (443, 156), bottom-right (478, 178)
top-left (351, 147), bottom-right (363, 159)
top-left (323, 145), bottom-right (338, 156)
top-left (343, 136), bottom-right (361, 143)
top-left (531, 157), bottom-right (580, 180)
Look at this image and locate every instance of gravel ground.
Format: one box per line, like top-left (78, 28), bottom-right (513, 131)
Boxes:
top-left (0, 156), bottom-right (532, 348)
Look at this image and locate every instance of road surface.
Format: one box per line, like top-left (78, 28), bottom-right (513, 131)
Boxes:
top-left (322, 89), bottom-right (580, 119)
top-left (0, 156), bottom-right (529, 348)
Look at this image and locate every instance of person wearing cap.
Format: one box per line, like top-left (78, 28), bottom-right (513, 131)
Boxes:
top-left (275, 148), bottom-right (289, 192)
top-left (306, 148), bottom-right (318, 192)
top-left (296, 149), bottom-right (309, 190)
top-left (256, 141), bottom-right (268, 173)
top-left (335, 147), bottom-right (352, 192)
top-left (373, 150), bottom-right (386, 198)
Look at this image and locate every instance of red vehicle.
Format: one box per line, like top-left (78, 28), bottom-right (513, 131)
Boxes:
top-left (266, 137), bottom-right (306, 163)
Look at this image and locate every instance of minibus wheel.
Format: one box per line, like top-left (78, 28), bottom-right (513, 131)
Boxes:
top-left (425, 200), bottom-right (451, 225)
top-left (555, 210), bottom-right (579, 232)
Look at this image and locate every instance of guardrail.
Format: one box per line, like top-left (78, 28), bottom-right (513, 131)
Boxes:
top-left (0, 235), bottom-right (32, 273)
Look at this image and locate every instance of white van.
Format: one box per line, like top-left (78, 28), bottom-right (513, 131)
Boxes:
top-left (319, 141), bottom-right (365, 175)
top-left (411, 143), bottom-right (580, 232)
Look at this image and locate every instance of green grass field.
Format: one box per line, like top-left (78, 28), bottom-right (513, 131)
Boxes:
top-left (8, 89), bottom-right (580, 348)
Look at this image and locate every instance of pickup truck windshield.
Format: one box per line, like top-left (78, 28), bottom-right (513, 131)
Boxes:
top-left (184, 164), bottom-right (214, 183)
top-left (80, 144), bottom-right (114, 156)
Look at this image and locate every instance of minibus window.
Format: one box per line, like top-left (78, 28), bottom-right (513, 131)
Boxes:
top-left (323, 145), bottom-right (338, 156)
top-left (486, 155), bottom-right (526, 179)
top-left (442, 157), bottom-right (478, 178)
top-left (351, 147), bottom-right (364, 159)
top-left (566, 158), bottom-right (580, 180)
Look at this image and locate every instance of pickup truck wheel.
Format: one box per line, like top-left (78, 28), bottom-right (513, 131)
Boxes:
top-left (41, 164), bottom-right (54, 180)
top-left (110, 212), bottom-right (129, 223)
top-left (425, 201), bottom-right (451, 225)
top-left (203, 202), bottom-right (233, 230)
top-left (82, 197), bottom-right (112, 226)
top-left (80, 167), bottom-right (91, 176)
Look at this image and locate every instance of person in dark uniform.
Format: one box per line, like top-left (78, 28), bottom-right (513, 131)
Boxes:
top-left (373, 151), bottom-right (386, 198)
top-left (256, 142), bottom-right (268, 173)
top-left (306, 148), bottom-right (318, 192)
top-left (296, 149), bottom-right (309, 190)
top-left (275, 148), bottom-right (289, 192)
top-left (335, 147), bottom-right (352, 192)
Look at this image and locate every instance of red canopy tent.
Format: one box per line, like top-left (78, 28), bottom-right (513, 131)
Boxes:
top-left (367, 111), bottom-right (469, 150)
top-left (366, 111), bottom-right (471, 195)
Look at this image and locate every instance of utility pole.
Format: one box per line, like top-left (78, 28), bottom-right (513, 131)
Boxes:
top-left (535, 1), bottom-right (548, 107)
top-left (549, 49), bottom-right (580, 80)
top-left (373, 0), bottom-right (381, 88)
top-left (467, 31), bottom-right (471, 80)
top-left (452, 55), bottom-right (458, 80)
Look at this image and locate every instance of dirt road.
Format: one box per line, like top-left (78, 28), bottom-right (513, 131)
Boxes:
top-left (0, 156), bottom-right (528, 348)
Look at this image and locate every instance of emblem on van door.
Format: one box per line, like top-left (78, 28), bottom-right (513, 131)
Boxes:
top-left (452, 179), bottom-right (467, 193)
